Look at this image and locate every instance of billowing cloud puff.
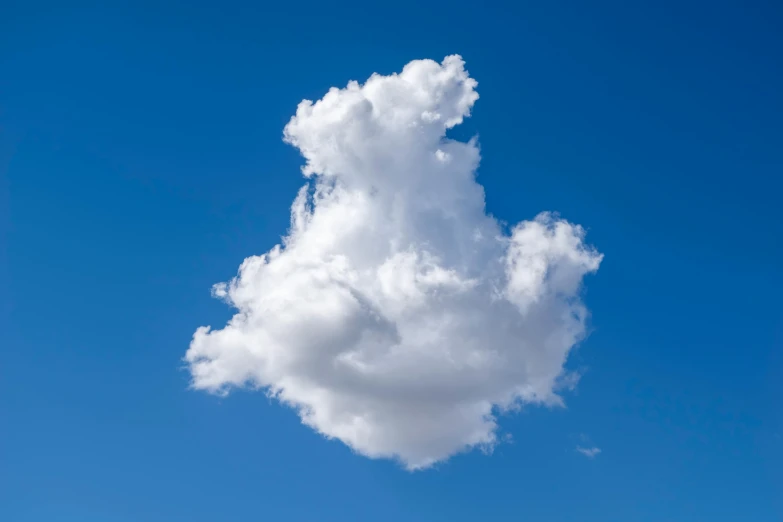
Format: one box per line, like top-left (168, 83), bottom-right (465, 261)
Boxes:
top-left (186, 55), bottom-right (603, 469)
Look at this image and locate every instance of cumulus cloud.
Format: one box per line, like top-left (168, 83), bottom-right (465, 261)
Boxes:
top-left (577, 446), bottom-right (602, 458)
top-left (186, 55), bottom-right (603, 469)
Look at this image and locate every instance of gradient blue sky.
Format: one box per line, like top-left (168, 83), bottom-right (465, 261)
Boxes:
top-left (2, 1), bottom-right (782, 521)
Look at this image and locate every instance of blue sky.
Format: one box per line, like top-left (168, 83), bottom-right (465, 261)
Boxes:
top-left (2, 1), bottom-right (782, 521)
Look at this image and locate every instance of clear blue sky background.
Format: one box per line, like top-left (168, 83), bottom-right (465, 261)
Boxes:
top-left (2, 1), bottom-right (781, 521)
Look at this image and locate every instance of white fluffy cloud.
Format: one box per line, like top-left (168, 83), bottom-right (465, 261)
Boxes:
top-left (186, 55), bottom-right (603, 469)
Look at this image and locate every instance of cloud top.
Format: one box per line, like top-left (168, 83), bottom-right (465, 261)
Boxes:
top-left (186, 55), bottom-right (603, 469)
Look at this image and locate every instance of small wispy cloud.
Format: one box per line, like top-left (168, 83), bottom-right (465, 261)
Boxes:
top-left (576, 446), bottom-right (601, 458)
